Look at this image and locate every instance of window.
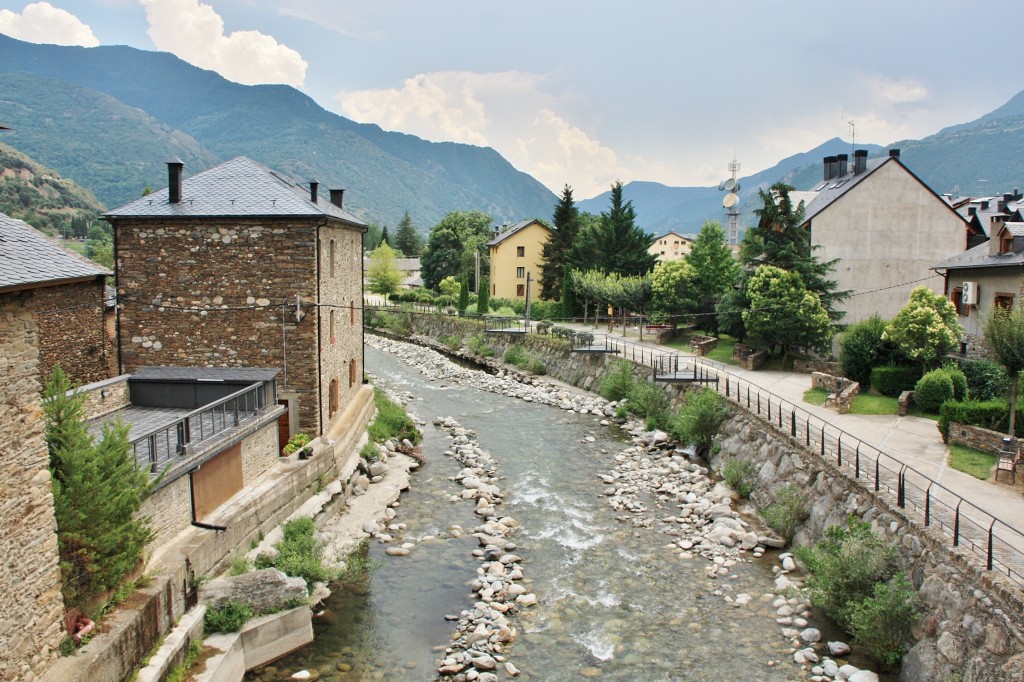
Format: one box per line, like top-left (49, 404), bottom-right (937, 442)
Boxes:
top-left (329, 378), bottom-right (339, 416)
top-left (1001, 235), bottom-right (1014, 254)
top-left (516, 267), bottom-right (525, 278)
top-left (994, 293), bottom-right (1015, 311)
top-left (350, 301), bottom-right (355, 325)
top-left (329, 310), bottom-right (336, 343)
top-left (329, 239), bottom-right (336, 277)
top-left (517, 246), bottom-right (525, 257)
top-left (951, 288), bottom-right (966, 317)
top-left (517, 284), bottom-right (525, 297)
top-left (349, 359), bottom-right (357, 387)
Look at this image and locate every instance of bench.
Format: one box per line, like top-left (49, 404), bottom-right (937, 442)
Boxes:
top-left (996, 447), bottom-right (1022, 484)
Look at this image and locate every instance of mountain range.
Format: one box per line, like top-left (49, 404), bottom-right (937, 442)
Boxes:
top-left (1, 32), bottom-right (1023, 237)
top-left (0, 34), bottom-right (557, 230)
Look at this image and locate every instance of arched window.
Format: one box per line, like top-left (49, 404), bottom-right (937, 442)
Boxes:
top-left (329, 239), bottom-right (336, 277)
top-left (349, 301), bottom-right (355, 326)
top-left (329, 310), bottom-right (336, 343)
top-left (349, 358), bottom-right (357, 387)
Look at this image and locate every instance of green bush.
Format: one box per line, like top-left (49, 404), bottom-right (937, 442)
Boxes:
top-left (599, 359), bottom-right (635, 401)
top-left (437, 333), bottom-right (462, 350)
top-left (254, 517), bottom-right (335, 591)
top-left (467, 333), bottom-right (495, 357)
top-left (488, 297), bottom-right (516, 313)
top-left (947, 366), bottom-right (968, 401)
top-left (625, 381), bottom-right (670, 427)
top-left (848, 573), bottom-right (921, 669)
top-left (527, 359), bottom-right (547, 375)
top-left (794, 518), bottom-right (902, 630)
top-left (667, 388), bottom-right (729, 451)
top-left (722, 458), bottom-right (758, 498)
top-left (760, 484), bottom-right (808, 543)
top-left (503, 344), bottom-right (529, 368)
top-left (367, 389), bottom-right (422, 445)
top-left (840, 316), bottom-right (900, 388)
top-left (434, 294), bottom-right (456, 310)
top-left (959, 358), bottom-right (1010, 401)
top-left (939, 398), bottom-right (1024, 442)
top-left (282, 432), bottom-right (311, 455)
top-left (870, 365), bottom-right (922, 397)
top-left (913, 369), bottom-right (954, 413)
top-left (529, 300), bottom-right (561, 320)
top-left (204, 600), bottom-right (253, 633)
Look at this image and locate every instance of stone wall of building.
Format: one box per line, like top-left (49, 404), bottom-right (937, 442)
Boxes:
top-left (0, 292), bottom-right (65, 682)
top-left (318, 225), bottom-right (365, 436)
top-left (141, 475), bottom-right (193, 552)
top-left (241, 420), bottom-right (280, 485)
top-left (114, 219), bottom-right (320, 433)
top-left (76, 375), bottom-right (131, 421)
top-left (33, 279), bottom-right (115, 387)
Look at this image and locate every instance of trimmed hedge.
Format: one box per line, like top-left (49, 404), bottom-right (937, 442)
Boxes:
top-left (913, 369), bottom-right (954, 413)
top-left (939, 398), bottom-right (1024, 442)
top-left (870, 365), bottom-right (922, 397)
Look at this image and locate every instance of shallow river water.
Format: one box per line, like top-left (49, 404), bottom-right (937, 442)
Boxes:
top-left (249, 344), bottom-right (820, 681)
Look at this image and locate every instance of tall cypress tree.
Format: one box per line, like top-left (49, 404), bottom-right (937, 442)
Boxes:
top-left (394, 212), bottom-right (423, 257)
top-left (540, 185), bottom-right (580, 300)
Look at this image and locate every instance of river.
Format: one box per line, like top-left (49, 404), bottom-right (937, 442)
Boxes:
top-left (247, 341), bottom-right (834, 681)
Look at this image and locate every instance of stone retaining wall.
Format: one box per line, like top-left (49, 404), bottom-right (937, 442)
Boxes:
top-left (948, 421), bottom-right (1015, 456)
top-left (794, 359), bottom-right (843, 375)
top-left (810, 372), bottom-right (860, 414)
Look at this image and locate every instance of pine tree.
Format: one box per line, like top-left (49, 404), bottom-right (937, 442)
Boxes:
top-left (380, 225), bottom-right (391, 247)
top-left (540, 185), bottom-right (580, 300)
top-left (44, 366), bottom-right (154, 610)
top-left (394, 212), bottom-right (423, 257)
top-left (583, 182), bottom-right (656, 277)
top-left (476, 277), bottom-right (490, 315)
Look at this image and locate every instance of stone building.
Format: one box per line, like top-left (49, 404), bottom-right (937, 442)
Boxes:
top-left (0, 213), bottom-right (101, 680)
top-left (105, 157), bottom-right (366, 441)
top-left (800, 150), bottom-right (970, 327)
top-left (0, 212), bottom-right (114, 385)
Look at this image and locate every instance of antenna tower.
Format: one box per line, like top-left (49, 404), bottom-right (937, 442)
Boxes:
top-left (719, 156), bottom-right (741, 246)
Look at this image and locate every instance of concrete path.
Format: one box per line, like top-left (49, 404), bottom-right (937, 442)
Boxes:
top-left (554, 321), bottom-right (1024, 586)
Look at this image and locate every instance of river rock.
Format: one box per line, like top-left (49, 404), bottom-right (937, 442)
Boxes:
top-left (799, 627), bottom-right (821, 643)
top-left (828, 641), bottom-right (851, 656)
top-left (199, 568), bottom-right (307, 614)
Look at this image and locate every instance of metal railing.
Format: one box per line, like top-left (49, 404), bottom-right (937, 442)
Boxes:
top-left (129, 382), bottom-right (266, 476)
top-left (700, 363), bottom-right (1024, 590)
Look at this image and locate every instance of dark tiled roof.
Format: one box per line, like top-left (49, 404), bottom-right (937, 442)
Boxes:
top-left (0, 212), bottom-right (111, 291)
top-left (104, 156), bottom-right (365, 226)
top-left (934, 241), bottom-right (1024, 271)
top-left (1004, 222), bottom-right (1024, 237)
top-left (802, 157), bottom-right (890, 223)
top-left (486, 219), bottom-right (550, 247)
top-left (131, 366), bottom-right (280, 382)
top-left (650, 230), bottom-right (694, 242)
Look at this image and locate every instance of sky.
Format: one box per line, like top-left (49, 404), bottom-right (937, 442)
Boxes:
top-left (0, 0), bottom-right (1021, 199)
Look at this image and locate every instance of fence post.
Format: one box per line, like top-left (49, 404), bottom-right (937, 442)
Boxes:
top-left (988, 520), bottom-right (996, 570)
top-left (790, 411), bottom-right (797, 438)
top-left (954, 500), bottom-right (962, 547)
top-left (924, 483), bottom-right (932, 526)
top-left (767, 398), bottom-right (771, 422)
top-left (820, 425), bottom-right (825, 457)
top-left (806, 416), bottom-right (810, 446)
top-left (837, 434), bottom-right (842, 467)
top-left (855, 444), bottom-right (860, 478)
top-left (897, 465), bottom-right (906, 508)
top-left (874, 458), bottom-right (881, 492)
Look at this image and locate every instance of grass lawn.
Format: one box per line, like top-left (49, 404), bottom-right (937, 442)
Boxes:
top-left (803, 388), bottom-right (829, 405)
top-left (948, 444), bottom-right (998, 480)
top-left (849, 393), bottom-right (898, 415)
top-left (63, 240), bottom-right (87, 255)
top-left (664, 333), bottom-right (740, 365)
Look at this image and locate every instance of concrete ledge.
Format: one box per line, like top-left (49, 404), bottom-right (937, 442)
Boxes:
top-left (135, 605), bottom-right (206, 682)
top-left (195, 607), bottom-right (313, 682)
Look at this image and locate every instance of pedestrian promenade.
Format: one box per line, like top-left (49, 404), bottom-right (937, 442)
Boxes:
top-left (557, 321), bottom-right (1024, 589)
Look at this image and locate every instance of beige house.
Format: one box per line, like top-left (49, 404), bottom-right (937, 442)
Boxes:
top-left (487, 219), bottom-right (551, 300)
top-left (934, 218), bottom-right (1024, 356)
top-left (648, 230), bottom-right (694, 261)
top-left (802, 150), bottom-right (970, 327)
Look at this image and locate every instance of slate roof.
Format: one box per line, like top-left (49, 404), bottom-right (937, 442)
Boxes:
top-left (801, 156), bottom-right (890, 223)
top-left (0, 212), bottom-right (111, 292)
top-left (650, 230), bottom-right (694, 242)
top-left (933, 241), bottom-right (1024, 271)
top-left (104, 156), bottom-right (365, 227)
top-left (1004, 222), bottom-right (1024, 238)
top-left (486, 219), bottom-right (550, 247)
top-left (131, 366), bottom-right (280, 382)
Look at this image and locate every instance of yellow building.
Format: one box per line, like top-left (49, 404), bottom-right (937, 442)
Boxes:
top-left (487, 219), bottom-right (551, 300)
top-left (648, 230), bottom-right (694, 261)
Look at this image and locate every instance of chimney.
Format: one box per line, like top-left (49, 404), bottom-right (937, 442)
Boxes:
top-left (823, 156), bottom-right (837, 181)
top-left (981, 200), bottom-right (990, 210)
top-left (309, 180), bottom-right (318, 204)
top-left (167, 157), bottom-right (184, 204)
top-left (853, 149), bottom-right (868, 174)
top-left (967, 206), bottom-right (977, 218)
top-left (329, 189), bottom-right (345, 209)
top-left (889, 148), bottom-right (900, 159)
top-left (836, 153), bottom-right (848, 177)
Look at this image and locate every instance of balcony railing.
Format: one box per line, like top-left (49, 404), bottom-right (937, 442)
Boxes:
top-left (129, 382), bottom-right (266, 475)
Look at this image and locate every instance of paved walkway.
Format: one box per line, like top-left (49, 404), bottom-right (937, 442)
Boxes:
top-left (556, 321), bottom-right (1024, 586)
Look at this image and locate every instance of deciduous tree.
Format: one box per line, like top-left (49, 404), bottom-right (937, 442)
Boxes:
top-left (687, 220), bottom-right (738, 332)
top-left (420, 211), bottom-right (492, 290)
top-left (743, 265), bottom-right (832, 361)
top-left (984, 304), bottom-right (1024, 437)
top-left (367, 241), bottom-right (402, 296)
top-left (650, 259), bottom-right (699, 325)
top-left (883, 286), bottom-right (961, 373)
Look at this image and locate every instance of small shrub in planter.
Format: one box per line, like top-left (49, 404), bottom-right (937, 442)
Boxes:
top-left (870, 365), bottom-right (922, 397)
top-left (282, 432), bottom-right (312, 456)
top-left (913, 369), bottom-right (954, 413)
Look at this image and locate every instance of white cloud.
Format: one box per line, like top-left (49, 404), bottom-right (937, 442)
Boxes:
top-left (337, 70), bottom-right (677, 197)
top-left (139, 0), bottom-right (307, 87)
top-left (0, 2), bottom-right (99, 46)
top-left (871, 75), bottom-right (928, 104)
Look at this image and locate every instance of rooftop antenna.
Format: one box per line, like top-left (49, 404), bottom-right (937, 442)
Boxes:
top-left (848, 120), bottom-right (856, 152)
top-left (719, 153), bottom-right (741, 246)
